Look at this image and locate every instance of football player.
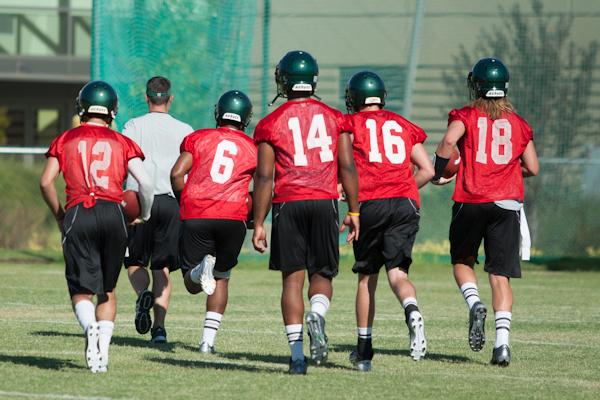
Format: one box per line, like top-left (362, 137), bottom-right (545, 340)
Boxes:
top-left (252, 50), bottom-right (360, 374)
top-left (344, 71), bottom-right (434, 371)
top-left (40, 81), bottom-right (153, 372)
top-left (432, 58), bottom-right (539, 366)
top-left (122, 76), bottom-right (193, 344)
top-left (171, 90), bottom-right (256, 354)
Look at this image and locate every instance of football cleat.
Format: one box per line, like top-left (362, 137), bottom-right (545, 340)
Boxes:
top-left (134, 289), bottom-right (154, 335)
top-left (288, 357), bottom-right (308, 375)
top-left (468, 301), bottom-right (487, 352)
top-left (191, 255), bottom-right (217, 295)
top-left (305, 311), bottom-right (328, 365)
top-left (150, 326), bottom-right (167, 344)
top-left (85, 322), bottom-right (101, 373)
top-left (491, 345), bottom-right (511, 367)
top-left (199, 342), bottom-right (215, 354)
top-left (349, 350), bottom-right (372, 372)
top-left (407, 311), bottom-right (427, 361)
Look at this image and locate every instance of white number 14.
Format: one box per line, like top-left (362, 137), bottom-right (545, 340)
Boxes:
top-left (289, 114), bottom-right (334, 166)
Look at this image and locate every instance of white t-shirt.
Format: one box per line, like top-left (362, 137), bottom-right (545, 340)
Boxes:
top-left (123, 112), bottom-right (193, 196)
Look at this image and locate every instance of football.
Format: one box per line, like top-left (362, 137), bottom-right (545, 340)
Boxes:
top-left (442, 148), bottom-right (461, 178)
top-left (122, 190), bottom-right (140, 223)
top-left (246, 191), bottom-right (254, 229)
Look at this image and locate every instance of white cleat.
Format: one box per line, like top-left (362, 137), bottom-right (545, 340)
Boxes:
top-left (407, 311), bottom-right (427, 361)
top-left (191, 255), bottom-right (216, 295)
top-left (85, 322), bottom-right (102, 373)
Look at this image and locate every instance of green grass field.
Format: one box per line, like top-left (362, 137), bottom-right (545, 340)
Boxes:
top-left (1, 254), bottom-right (599, 399)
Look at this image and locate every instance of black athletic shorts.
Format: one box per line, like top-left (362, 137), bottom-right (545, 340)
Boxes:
top-left (270, 199), bottom-right (339, 278)
top-left (352, 197), bottom-right (420, 275)
top-left (62, 200), bottom-right (128, 297)
top-left (124, 194), bottom-right (180, 271)
top-left (449, 202), bottom-right (521, 278)
top-left (179, 218), bottom-right (246, 278)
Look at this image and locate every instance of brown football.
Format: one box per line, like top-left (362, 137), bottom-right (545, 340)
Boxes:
top-left (122, 190), bottom-right (140, 223)
top-left (442, 148), bottom-right (461, 178)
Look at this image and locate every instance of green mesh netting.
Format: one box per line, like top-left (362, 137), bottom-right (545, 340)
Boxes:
top-left (91, 0), bottom-right (257, 130)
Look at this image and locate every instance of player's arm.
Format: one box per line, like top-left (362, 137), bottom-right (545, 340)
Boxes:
top-left (170, 151), bottom-right (193, 203)
top-left (252, 142), bottom-right (275, 253)
top-left (521, 140), bottom-right (539, 177)
top-left (128, 157), bottom-right (153, 221)
top-left (410, 143), bottom-right (435, 188)
top-left (432, 120), bottom-right (465, 185)
top-left (338, 132), bottom-right (360, 242)
top-left (39, 156), bottom-right (65, 230)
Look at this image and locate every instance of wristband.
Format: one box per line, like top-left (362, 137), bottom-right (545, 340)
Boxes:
top-left (347, 211), bottom-right (360, 217)
top-left (432, 153), bottom-right (450, 181)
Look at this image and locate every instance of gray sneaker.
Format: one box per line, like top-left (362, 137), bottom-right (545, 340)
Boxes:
top-left (199, 341), bottom-right (215, 354)
top-left (407, 311), bottom-right (427, 361)
top-left (468, 301), bottom-right (487, 352)
top-left (491, 344), bottom-right (511, 367)
top-left (305, 311), bottom-right (328, 365)
top-left (288, 357), bottom-right (307, 375)
top-left (349, 350), bottom-right (372, 372)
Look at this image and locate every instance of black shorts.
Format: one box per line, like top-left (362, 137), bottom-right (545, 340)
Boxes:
top-left (352, 197), bottom-right (420, 275)
top-left (179, 218), bottom-right (246, 278)
top-left (124, 195), bottom-right (180, 271)
top-left (270, 199), bottom-right (339, 278)
top-left (450, 202), bottom-right (521, 278)
top-left (62, 200), bottom-right (128, 297)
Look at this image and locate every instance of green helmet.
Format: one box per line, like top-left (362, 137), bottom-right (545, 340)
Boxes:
top-left (275, 50), bottom-right (319, 99)
top-left (468, 57), bottom-right (509, 99)
top-left (345, 71), bottom-right (386, 113)
top-left (214, 90), bottom-right (253, 130)
top-left (76, 80), bottom-right (118, 120)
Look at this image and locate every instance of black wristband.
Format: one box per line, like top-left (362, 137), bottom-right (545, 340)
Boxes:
top-left (174, 190), bottom-right (182, 204)
top-left (432, 153), bottom-right (450, 181)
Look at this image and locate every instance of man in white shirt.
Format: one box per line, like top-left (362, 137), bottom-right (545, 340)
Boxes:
top-left (123, 76), bottom-right (193, 344)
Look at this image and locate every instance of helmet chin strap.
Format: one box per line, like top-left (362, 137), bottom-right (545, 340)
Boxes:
top-left (311, 93), bottom-right (321, 101)
top-left (268, 93), bottom-right (281, 107)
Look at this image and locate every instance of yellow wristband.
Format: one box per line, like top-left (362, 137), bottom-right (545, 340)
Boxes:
top-left (347, 211), bottom-right (360, 217)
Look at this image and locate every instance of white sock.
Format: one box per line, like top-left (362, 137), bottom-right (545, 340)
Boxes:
top-left (201, 311), bottom-right (223, 346)
top-left (402, 297), bottom-right (418, 309)
top-left (357, 327), bottom-right (372, 340)
top-left (460, 282), bottom-right (481, 310)
top-left (74, 300), bottom-right (96, 333)
top-left (494, 311), bottom-right (512, 348)
top-left (285, 324), bottom-right (304, 361)
top-left (98, 320), bottom-right (114, 363)
top-left (309, 294), bottom-right (330, 318)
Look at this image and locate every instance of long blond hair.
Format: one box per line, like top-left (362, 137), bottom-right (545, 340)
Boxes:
top-left (470, 97), bottom-right (516, 120)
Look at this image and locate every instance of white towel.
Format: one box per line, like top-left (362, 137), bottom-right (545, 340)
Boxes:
top-left (520, 207), bottom-right (531, 261)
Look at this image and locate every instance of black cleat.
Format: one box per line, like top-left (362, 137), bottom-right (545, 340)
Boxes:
top-left (288, 357), bottom-right (308, 375)
top-left (150, 326), bottom-right (167, 344)
top-left (305, 312), bottom-right (328, 365)
top-left (135, 289), bottom-right (154, 334)
top-left (349, 349), bottom-right (372, 372)
top-left (491, 345), bottom-right (511, 367)
top-left (468, 301), bottom-right (487, 352)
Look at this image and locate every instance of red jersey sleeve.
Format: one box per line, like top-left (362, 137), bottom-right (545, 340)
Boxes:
top-left (340, 113), bottom-right (354, 133)
top-left (46, 135), bottom-right (62, 158)
top-left (410, 124), bottom-right (427, 145)
top-left (126, 138), bottom-right (144, 161)
top-left (448, 108), bottom-right (468, 126)
top-left (181, 134), bottom-right (196, 153)
top-left (253, 120), bottom-right (271, 144)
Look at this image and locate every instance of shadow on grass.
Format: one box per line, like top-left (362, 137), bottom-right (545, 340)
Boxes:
top-left (218, 350), bottom-right (355, 371)
top-left (0, 354), bottom-right (83, 370)
top-left (330, 344), bottom-right (476, 364)
top-left (147, 355), bottom-right (284, 374)
top-left (528, 257), bottom-right (600, 271)
top-left (31, 331), bottom-right (178, 352)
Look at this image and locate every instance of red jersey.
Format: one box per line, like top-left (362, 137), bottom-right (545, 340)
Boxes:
top-left (449, 106), bottom-right (533, 203)
top-left (46, 123), bottom-right (144, 209)
top-left (254, 98), bottom-right (346, 203)
top-left (180, 127), bottom-right (257, 221)
top-left (347, 109), bottom-right (427, 205)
